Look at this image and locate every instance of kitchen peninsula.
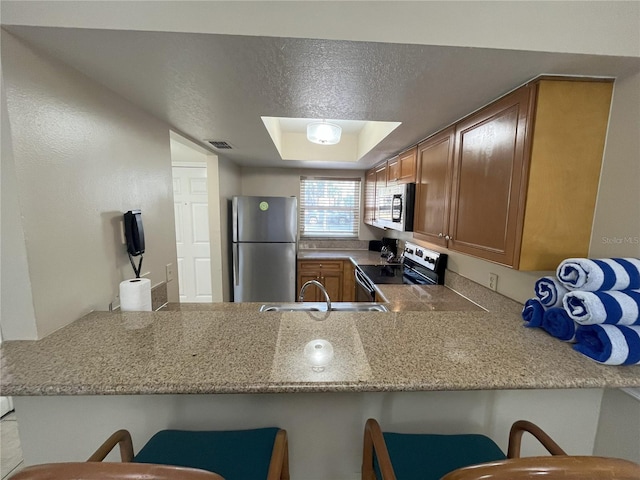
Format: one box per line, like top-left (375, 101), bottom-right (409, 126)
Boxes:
top-left (2, 273), bottom-right (639, 479)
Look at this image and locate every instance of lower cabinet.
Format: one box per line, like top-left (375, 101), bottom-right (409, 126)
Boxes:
top-left (297, 260), bottom-right (355, 302)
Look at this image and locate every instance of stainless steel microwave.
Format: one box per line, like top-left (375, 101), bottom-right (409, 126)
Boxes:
top-left (373, 183), bottom-right (416, 232)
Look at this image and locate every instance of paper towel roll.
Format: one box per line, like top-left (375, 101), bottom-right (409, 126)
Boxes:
top-left (120, 278), bottom-right (152, 311)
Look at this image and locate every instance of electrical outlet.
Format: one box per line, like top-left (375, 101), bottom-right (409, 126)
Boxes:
top-left (489, 273), bottom-right (498, 291)
top-left (166, 263), bottom-right (175, 282)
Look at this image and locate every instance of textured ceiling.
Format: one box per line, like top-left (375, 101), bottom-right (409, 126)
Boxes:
top-left (3, 25), bottom-right (640, 170)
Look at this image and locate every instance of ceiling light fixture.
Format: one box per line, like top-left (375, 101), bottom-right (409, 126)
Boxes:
top-left (307, 121), bottom-right (342, 145)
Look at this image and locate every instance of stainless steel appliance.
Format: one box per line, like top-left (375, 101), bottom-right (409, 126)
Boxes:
top-left (355, 241), bottom-right (447, 301)
top-left (374, 183), bottom-right (416, 232)
top-left (232, 196), bottom-right (297, 302)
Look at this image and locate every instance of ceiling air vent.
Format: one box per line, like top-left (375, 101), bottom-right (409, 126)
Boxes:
top-left (206, 140), bottom-right (233, 149)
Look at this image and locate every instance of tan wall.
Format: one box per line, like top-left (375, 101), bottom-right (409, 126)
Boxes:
top-left (1, 31), bottom-right (179, 339)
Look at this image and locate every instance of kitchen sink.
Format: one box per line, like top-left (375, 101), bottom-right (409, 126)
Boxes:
top-left (259, 302), bottom-right (389, 312)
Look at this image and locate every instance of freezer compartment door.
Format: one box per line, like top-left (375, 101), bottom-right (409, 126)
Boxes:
top-left (233, 196), bottom-right (297, 243)
top-left (233, 242), bottom-right (297, 302)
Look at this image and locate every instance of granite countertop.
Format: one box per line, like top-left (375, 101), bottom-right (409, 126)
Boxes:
top-left (2, 298), bottom-right (639, 396)
top-left (2, 250), bottom-right (638, 396)
top-left (297, 249), bottom-right (392, 266)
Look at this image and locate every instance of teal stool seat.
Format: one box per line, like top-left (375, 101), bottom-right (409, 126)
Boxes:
top-left (377, 432), bottom-right (506, 480)
top-left (133, 429), bottom-right (281, 480)
top-left (362, 419), bottom-right (566, 480)
top-left (87, 427), bottom-right (289, 480)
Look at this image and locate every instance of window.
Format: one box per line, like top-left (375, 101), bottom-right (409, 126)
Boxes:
top-left (299, 177), bottom-right (361, 238)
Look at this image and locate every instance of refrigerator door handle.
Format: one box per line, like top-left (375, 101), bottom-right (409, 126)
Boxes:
top-left (233, 243), bottom-right (239, 286)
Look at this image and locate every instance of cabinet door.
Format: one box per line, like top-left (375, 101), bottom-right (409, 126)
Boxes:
top-left (297, 271), bottom-right (320, 301)
top-left (320, 271), bottom-right (343, 302)
top-left (364, 168), bottom-right (377, 225)
top-left (397, 146), bottom-right (417, 183)
top-left (342, 260), bottom-right (355, 301)
top-left (414, 127), bottom-right (455, 246)
top-left (387, 156), bottom-right (400, 184)
top-left (449, 86), bottom-right (532, 267)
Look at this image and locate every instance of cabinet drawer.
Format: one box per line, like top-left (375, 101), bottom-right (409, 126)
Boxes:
top-left (298, 260), bottom-right (343, 272)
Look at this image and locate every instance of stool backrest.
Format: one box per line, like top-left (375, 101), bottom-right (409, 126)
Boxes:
top-left (441, 455), bottom-right (640, 480)
top-left (11, 462), bottom-right (225, 480)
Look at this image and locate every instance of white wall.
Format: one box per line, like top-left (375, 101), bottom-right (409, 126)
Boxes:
top-left (594, 389), bottom-right (640, 463)
top-left (2, 1), bottom-right (638, 57)
top-left (170, 135), bottom-right (224, 302)
top-left (240, 166), bottom-right (380, 240)
top-left (217, 157), bottom-right (241, 302)
top-left (1, 66), bottom-right (38, 339)
top-left (14, 388), bottom-right (604, 480)
top-left (1, 30), bottom-right (179, 339)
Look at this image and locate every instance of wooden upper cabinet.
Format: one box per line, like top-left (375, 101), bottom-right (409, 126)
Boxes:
top-left (375, 163), bottom-right (387, 187)
top-left (397, 146), bottom-right (418, 183)
top-left (414, 127), bottom-right (455, 246)
top-left (386, 147), bottom-right (416, 184)
top-left (386, 156), bottom-right (400, 184)
top-left (517, 79), bottom-right (613, 270)
top-left (433, 78), bottom-right (613, 270)
top-left (447, 86), bottom-right (532, 267)
top-left (364, 167), bottom-right (377, 225)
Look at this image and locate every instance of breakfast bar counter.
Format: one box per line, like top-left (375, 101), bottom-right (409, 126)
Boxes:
top-left (2, 281), bottom-right (639, 477)
top-left (2, 298), bottom-right (638, 396)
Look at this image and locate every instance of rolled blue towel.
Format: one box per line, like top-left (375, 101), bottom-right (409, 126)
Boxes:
top-left (556, 258), bottom-right (640, 291)
top-left (563, 290), bottom-right (640, 325)
top-left (534, 276), bottom-right (568, 309)
top-left (522, 298), bottom-right (544, 328)
top-left (573, 325), bottom-right (640, 365)
top-left (541, 307), bottom-right (578, 342)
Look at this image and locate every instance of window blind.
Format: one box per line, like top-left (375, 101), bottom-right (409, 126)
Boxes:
top-left (299, 177), bottom-right (361, 238)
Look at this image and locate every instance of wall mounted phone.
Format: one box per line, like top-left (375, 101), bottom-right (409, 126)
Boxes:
top-left (124, 210), bottom-right (145, 277)
top-left (124, 210), bottom-right (145, 256)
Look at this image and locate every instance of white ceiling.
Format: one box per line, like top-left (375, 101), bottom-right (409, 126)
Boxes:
top-left (3, 24), bottom-right (640, 170)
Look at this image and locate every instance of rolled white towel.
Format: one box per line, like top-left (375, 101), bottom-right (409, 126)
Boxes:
top-left (563, 290), bottom-right (640, 325)
top-left (535, 276), bottom-right (568, 309)
top-left (557, 258), bottom-right (640, 291)
top-left (573, 325), bottom-right (640, 365)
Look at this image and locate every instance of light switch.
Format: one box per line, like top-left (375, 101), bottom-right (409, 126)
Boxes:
top-left (166, 263), bottom-right (175, 282)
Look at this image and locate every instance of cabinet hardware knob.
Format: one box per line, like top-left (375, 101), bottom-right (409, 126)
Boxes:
top-left (438, 233), bottom-right (443, 238)
top-left (445, 235), bottom-right (451, 240)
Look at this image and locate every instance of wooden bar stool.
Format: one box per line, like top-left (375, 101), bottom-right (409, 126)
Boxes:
top-left (362, 419), bottom-right (566, 480)
top-left (88, 427), bottom-right (290, 480)
top-left (11, 462), bottom-right (224, 479)
top-left (442, 455), bottom-right (640, 480)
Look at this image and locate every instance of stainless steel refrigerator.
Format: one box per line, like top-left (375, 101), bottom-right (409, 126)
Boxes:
top-left (232, 196), bottom-right (297, 302)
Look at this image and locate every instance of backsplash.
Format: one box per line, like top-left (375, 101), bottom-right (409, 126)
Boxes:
top-left (151, 281), bottom-right (168, 311)
top-left (299, 240), bottom-right (369, 250)
top-left (444, 270), bottom-right (524, 314)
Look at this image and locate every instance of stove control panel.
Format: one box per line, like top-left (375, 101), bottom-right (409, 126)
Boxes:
top-left (404, 241), bottom-right (442, 271)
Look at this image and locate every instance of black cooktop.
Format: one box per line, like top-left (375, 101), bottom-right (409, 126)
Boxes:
top-left (358, 264), bottom-right (404, 284)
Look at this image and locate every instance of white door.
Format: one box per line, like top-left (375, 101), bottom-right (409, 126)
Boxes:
top-left (173, 166), bottom-right (212, 302)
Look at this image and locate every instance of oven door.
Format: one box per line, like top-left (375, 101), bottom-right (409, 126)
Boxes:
top-left (355, 268), bottom-right (376, 302)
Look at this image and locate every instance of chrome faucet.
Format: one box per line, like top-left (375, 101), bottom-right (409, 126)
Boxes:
top-left (299, 280), bottom-right (332, 312)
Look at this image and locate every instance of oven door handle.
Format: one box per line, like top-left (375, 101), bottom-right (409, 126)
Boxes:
top-left (355, 269), bottom-right (375, 293)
